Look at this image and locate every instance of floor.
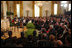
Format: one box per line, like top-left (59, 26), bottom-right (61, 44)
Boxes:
top-left (1, 19), bottom-right (39, 40)
top-left (1, 26), bottom-right (26, 39)
top-left (1, 26), bottom-right (39, 40)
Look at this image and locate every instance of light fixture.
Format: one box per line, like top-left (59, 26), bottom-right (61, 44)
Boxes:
top-left (69, 4), bottom-right (71, 11)
top-left (61, 1), bottom-right (67, 3)
top-left (60, 1), bottom-right (68, 8)
top-left (64, 4), bottom-right (67, 8)
top-left (61, 4), bottom-right (63, 6)
top-left (35, 1), bottom-right (44, 7)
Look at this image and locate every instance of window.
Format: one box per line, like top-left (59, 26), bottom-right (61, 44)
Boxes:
top-left (34, 4), bottom-right (40, 17)
top-left (61, 1), bottom-right (67, 4)
top-left (16, 4), bottom-right (20, 17)
top-left (61, 1), bottom-right (67, 8)
top-left (64, 4), bottom-right (67, 8)
top-left (69, 4), bottom-right (71, 11)
top-left (54, 4), bottom-right (58, 15)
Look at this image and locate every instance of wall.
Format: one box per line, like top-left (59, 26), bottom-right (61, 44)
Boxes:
top-left (6, 1), bottom-right (69, 17)
top-left (61, 7), bottom-right (64, 15)
top-left (23, 1), bottom-right (51, 17)
top-left (7, 1), bottom-right (14, 13)
top-left (23, 1), bottom-right (33, 17)
top-left (42, 1), bottom-right (51, 17)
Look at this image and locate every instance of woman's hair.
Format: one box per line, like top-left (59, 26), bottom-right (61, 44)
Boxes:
top-left (49, 34), bottom-right (55, 41)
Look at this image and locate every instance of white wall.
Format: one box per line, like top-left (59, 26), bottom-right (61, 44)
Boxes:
top-left (23, 1), bottom-right (51, 17)
top-left (7, 1), bottom-right (67, 17)
top-left (8, 1), bottom-right (14, 13)
top-left (61, 7), bottom-right (65, 15)
top-left (23, 1), bottom-right (33, 17)
top-left (42, 1), bottom-right (51, 17)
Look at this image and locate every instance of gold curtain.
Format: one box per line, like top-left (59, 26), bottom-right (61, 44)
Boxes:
top-left (57, 2), bottom-right (60, 16)
top-left (6, 1), bottom-right (10, 12)
top-left (13, 1), bottom-right (17, 17)
top-left (20, 1), bottom-right (23, 17)
top-left (51, 1), bottom-right (54, 15)
top-left (39, 6), bottom-right (42, 17)
top-left (14, 1), bottom-right (23, 17)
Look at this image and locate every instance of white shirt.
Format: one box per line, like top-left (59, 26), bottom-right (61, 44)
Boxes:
top-left (23, 20), bottom-right (26, 23)
top-left (28, 20), bottom-right (32, 23)
top-left (50, 25), bottom-right (54, 28)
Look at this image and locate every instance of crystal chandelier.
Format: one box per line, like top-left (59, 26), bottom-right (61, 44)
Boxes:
top-left (35, 1), bottom-right (44, 7)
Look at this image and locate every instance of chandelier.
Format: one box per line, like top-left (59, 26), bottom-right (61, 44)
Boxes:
top-left (35, 1), bottom-right (45, 7)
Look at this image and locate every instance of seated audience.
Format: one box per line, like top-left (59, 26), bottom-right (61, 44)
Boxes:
top-left (1, 14), bottom-right (71, 47)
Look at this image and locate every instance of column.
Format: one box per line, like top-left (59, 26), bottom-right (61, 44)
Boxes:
top-left (57, 2), bottom-right (60, 16)
top-left (39, 6), bottom-right (42, 17)
top-left (10, 1), bottom-right (14, 13)
top-left (6, 1), bottom-right (10, 12)
top-left (2, 1), bottom-right (7, 19)
top-left (20, 1), bottom-right (23, 17)
top-left (45, 10), bottom-right (48, 17)
top-left (67, 1), bottom-right (69, 11)
top-left (13, 1), bottom-right (17, 17)
top-left (1, 1), bottom-right (3, 18)
top-left (51, 1), bottom-right (54, 16)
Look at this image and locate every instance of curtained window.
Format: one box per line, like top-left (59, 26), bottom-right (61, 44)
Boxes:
top-left (61, 1), bottom-right (67, 8)
top-left (69, 4), bottom-right (71, 11)
top-left (34, 4), bottom-right (40, 17)
top-left (54, 4), bottom-right (58, 15)
top-left (16, 4), bottom-right (20, 17)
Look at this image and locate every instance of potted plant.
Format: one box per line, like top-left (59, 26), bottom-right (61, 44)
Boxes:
top-left (26, 23), bottom-right (35, 29)
top-left (25, 23), bottom-right (35, 37)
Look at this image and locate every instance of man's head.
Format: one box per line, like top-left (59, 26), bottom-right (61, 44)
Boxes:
top-left (33, 30), bottom-right (37, 36)
top-left (28, 35), bottom-right (32, 41)
top-left (57, 40), bottom-right (63, 47)
top-left (21, 32), bottom-right (24, 38)
top-left (8, 31), bottom-right (12, 37)
top-left (65, 35), bottom-right (71, 44)
top-left (42, 34), bottom-right (47, 40)
top-left (68, 29), bottom-right (71, 35)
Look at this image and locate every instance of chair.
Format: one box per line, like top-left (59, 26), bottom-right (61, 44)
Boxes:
top-left (37, 40), bottom-right (50, 47)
